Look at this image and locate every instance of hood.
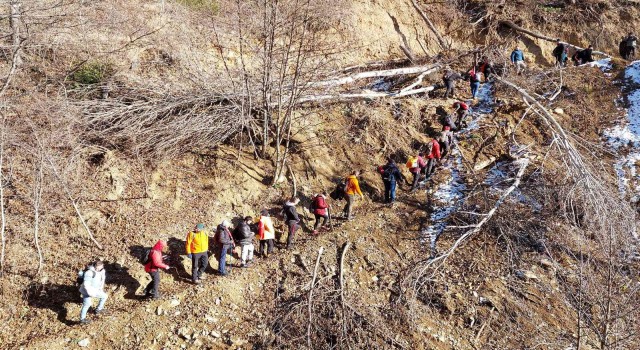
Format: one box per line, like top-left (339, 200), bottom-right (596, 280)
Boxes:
top-left (347, 175), bottom-right (357, 180)
top-left (152, 240), bottom-right (166, 251)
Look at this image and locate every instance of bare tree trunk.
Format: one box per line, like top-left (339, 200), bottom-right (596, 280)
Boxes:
top-left (33, 154), bottom-right (44, 276)
top-left (410, 0), bottom-right (448, 50)
top-left (0, 115), bottom-right (6, 275)
top-left (1, 0), bottom-right (23, 96)
top-left (308, 246), bottom-right (324, 349)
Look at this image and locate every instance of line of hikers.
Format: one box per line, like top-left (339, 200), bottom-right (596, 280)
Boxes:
top-left (76, 176), bottom-right (368, 323)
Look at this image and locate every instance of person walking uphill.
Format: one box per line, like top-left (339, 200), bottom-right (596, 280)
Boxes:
top-left (552, 39), bottom-right (568, 67)
top-left (468, 67), bottom-right (481, 99)
top-left (424, 138), bottom-right (441, 179)
top-left (310, 192), bottom-right (330, 234)
top-left (215, 220), bottom-right (235, 276)
top-left (186, 223), bottom-right (209, 284)
top-left (258, 209), bottom-right (276, 258)
top-left (78, 261), bottom-right (108, 324)
top-left (144, 240), bottom-right (170, 299)
top-left (343, 170), bottom-right (364, 220)
top-left (379, 157), bottom-right (404, 202)
top-left (282, 197), bottom-right (301, 249)
top-left (234, 216), bottom-right (255, 267)
top-left (405, 153), bottom-right (425, 192)
top-left (510, 46), bottom-right (526, 75)
top-left (442, 69), bottom-right (462, 99)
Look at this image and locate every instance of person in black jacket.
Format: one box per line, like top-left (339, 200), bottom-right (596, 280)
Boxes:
top-left (282, 197), bottom-right (301, 249)
top-left (378, 157), bottom-right (405, 204)
top-left (576, 45), bottom-right (595, 65)
top-left (552, 39), bottom-right (567, 67)
top-left (234, 216), bottom-right (255, 267)
top-left (215, 220), bottom-right (235, 276)
top-left (442, 69), bottom-right (462, 99)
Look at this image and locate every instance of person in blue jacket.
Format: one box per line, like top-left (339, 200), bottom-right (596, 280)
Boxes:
top-left (510, 46), bottom-right (526, 75)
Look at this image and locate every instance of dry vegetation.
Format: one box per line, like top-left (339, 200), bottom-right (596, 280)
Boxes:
top-left (0, 0), bottom-right (639, 349)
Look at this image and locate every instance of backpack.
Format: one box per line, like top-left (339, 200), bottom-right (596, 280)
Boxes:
top-left (76, 266), bottom-right (95, 287)
top-left (382, 165), bottom-right (396, 182)
top-left (139, 247), bottom-right (152, 265)
top-left (406, 157), bottom-right (418, 168)
top-left (309, 198), bottom-right (317, 212)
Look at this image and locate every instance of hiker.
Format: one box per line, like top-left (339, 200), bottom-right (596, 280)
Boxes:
top-left (442, 69), bottom-right (462, 99)
top-left (282, 197), bottom-right (301, 249)
top-left (405, 153), bottom-right (426, 192)
top-left (574, 45), bottom-right (594, 65)
top-left (478, 56), bottom-right (495, 81)
top-left (624, 33), bottom-right (637, 59)
top-left (452, 101), bottom-right (469, 128)
top-left (186, 223), bottom-right (209, 284)
top-left (468, 67), bottom-right (481, 99)
top-left (78, 261), bottom-right (107, 324)
top-left (552, 39), bottom-right (568, 67)
top-left (343, 170), bottom-right (364, 220)
top-left (257, 209), bottom-right (276, 258)
top-left (440, 110), bottom-right (458, 132)
top-left (438, 131), bottom-right (451, 159)
top-left (143, 240), bottom-right (170, 299)
top-left (510, 46), bottom-right (526, 75)
top-left (310, 192), bottom-right (330, 234)
top-left (234, 216), bottom-right (255, 267)
top-left (424, 138), bottom-right (441, 179)
top-left (378, 157), bottom-right (404, 202)
top-left (215, 220), bottom-right (235, 276)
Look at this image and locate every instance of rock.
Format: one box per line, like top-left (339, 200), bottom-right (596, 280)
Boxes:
top-left (553, 108), bottom-right (564, 115)
top-left (371, 275), bottom-right (379, 282)
top-left (193, 339), bottom-right (203, 347)
top-left (169, 299), bottom-right (180, 307)
top-left (539, 258), bottom-right (554, 269)
top-left (78, 338), bottom-right (90, 347)
top-left (205, 315), bottom-right (218, 323)
top-left (178, 327), bottom-right (192, 340)
top-left (516, 270), bottom-right (539, 280)
top-left (210, 331), bottom-right (222, 338)
top-left (215, 298), bottom-right (221, 306)
top-left (156, 306), bottom-right (163, 316)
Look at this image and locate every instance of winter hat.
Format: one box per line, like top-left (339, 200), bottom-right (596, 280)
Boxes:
top-left (195, 223), bottom-right (205, 231)
top-left (222, 220), bottom-right (231, 228)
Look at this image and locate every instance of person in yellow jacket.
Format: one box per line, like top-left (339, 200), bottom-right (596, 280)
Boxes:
top-left (343, 170), bottom-right (364, 220)
top-left (186, 223), bottom-right (209, 284)
top-left (257, 209), bottom-right (276, 258)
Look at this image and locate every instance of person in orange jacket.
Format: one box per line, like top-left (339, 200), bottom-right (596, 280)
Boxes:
top-left (143, 240), bottom-right (170, 299)
top-left (185, 223), bottom-right (209, 284)
top-left (258, 209), bottom-right (276, 258)
top-left (343, 170), bottom-right (364, 220)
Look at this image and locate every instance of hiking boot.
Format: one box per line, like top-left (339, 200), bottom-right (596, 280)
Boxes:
top-left (79, 319), bottom-right (91, 325)
top-left (199, 274), bottom-right (207, 281)
top-left (193, 279), bottom-right (201, 285)
top-left (94, 309), bottom-right (103, 315)
top-left (321, 225), bottom-right (329, 231)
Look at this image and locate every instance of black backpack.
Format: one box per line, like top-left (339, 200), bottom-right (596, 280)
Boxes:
top-left (382, 165), bottom-right (396, 182)
top-left (76, 266), bottom-right (95, 287)
top-left (139, 247), bottom-right (152, 265)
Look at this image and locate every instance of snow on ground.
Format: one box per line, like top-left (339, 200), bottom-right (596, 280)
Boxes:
top-left (605, 60), bottom-right (640, 201)
top-left (421, 83), bottom-right (494, 252)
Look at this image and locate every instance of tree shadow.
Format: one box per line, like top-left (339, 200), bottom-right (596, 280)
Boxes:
top-left (25, 282), bottom-right (80, 326)
top-left (166, 237), bottom-right (193, 283)
top-left (104, 261), bottom-right (140, 300)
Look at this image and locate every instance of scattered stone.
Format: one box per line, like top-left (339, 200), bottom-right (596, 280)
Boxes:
top-left (210, 331), bottom-right (221, 338)
top-left (78, 338), bottom-right (90, 347)
top-left (553, 108), bottom-right (564, 115)
top-left (156, 306), bottom-right (163, 316)
top-left (169, 299), bottom-right (180, 307)
top-left (178, 327), bottom-right (192, 340)
top-left (539, 258), bottom-right (554, 269)
top-left (193, 339), bottom-right (203, 347)
top-left (205, 315), bottom-right (218, 323)
top-left (215, 298), bottom-right (221, 306)
top-left (371, 275), bottom-right (379, 282)
top-left (516, 270), bottom-right (539, 280)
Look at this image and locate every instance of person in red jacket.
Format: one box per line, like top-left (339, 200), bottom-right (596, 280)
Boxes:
top-left (311, 192), bottom-right (330, 235)
top-left (424, 139), bottom-right (441, 179)
top-left (452, 101), bottom-right (469, 128)
top-left (408, 153), bottom-right (427, 192)
top-left (143, 240), bottom-right (170, 299)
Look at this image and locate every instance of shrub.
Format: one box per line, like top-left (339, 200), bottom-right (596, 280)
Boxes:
top-left (71, 61), bottom-right (114, 85)
top-left (177, 0), bottom-right (219, 13)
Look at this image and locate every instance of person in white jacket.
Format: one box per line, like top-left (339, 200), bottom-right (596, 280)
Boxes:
top-left (78, 261), bottom-right (108, 324)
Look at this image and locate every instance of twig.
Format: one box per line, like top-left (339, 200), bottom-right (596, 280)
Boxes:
top-left (307, 246), bottom-right (324, 349)
top-left (410, 0), bottom-right (448, 50)
top-left (339, 242), bottom-right (351, 349)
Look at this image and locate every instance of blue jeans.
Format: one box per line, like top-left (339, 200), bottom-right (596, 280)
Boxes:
top-left (470, 81), bottom-right (480, 98)
top-left (384, 180), bottom-right (397, 202)
top-left (80, 291), bottom-right (107, 320)
top-left (219, 245), bottom-right (233, 275)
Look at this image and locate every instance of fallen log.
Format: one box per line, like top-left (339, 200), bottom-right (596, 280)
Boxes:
top-left (297, 85), bottom-right (437, 104)
top-left (308, 64), bottom-right (441, 88)
top-left (500, 20), bottom-right (611, 58)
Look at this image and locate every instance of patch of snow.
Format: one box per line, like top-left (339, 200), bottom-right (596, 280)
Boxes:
top-left (584, 58), bottom-right (612, 72)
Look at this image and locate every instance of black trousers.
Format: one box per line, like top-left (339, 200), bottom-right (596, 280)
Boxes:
top-left (444, 84), bottom-right (455, 99)
top-left (410, 171), bottom-right (420, 191)
top-left (426, 158), bottom-right (437, 177)
top-left (314, 213), bottom-right (329, 230)
top-left (144, 270), bottom-right (160, 297)
top-left (191, 252), bottom-right (208, 282)
top-left (286, 220), bottom-right (300, 248)
top-left (259, 239), bottom-right (274, 255)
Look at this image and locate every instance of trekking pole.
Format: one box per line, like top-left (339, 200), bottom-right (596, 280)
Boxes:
top-left (328, 205), bottom-right (334, 231)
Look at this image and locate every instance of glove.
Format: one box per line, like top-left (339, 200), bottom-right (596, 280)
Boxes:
top-left (165, 266), bottom-right (170, 270)
top-left (187, 254), bottom-right (192, 259)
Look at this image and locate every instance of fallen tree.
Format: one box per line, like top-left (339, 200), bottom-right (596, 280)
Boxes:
top-left (500, 20), bottom-right (611, 58)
